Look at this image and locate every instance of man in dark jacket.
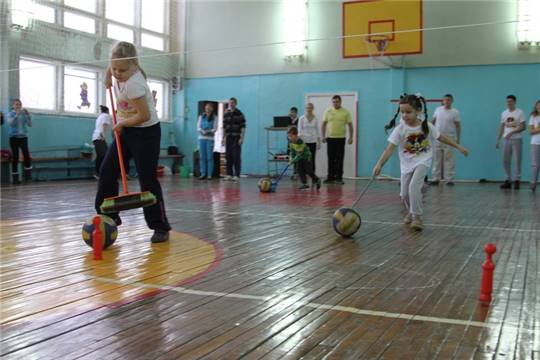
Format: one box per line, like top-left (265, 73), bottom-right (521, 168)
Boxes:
top-left (222, 97), bottom-right (246, 181)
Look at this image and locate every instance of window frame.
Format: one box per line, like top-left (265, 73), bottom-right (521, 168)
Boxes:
top-left (13, 0), bottom-right (172, 119)
top-left (16, 1), bottom-right (171, 50)
top-left (62, 65), bottom-right (101, 115)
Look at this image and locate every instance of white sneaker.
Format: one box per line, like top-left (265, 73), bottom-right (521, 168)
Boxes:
top-left (223, 175), bottom-right (232, 181)
top-left (410, 216), bottom-right (424, 231)
top-left (232, 176), bottom-right (239, 182)
top-left (403, 213), bottom-right (413, 224)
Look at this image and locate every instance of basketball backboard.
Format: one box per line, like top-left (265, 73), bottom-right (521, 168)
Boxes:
top-left (343, 0), bottom-right (423, 58)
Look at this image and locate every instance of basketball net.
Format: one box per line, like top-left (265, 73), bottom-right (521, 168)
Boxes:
top-left (362, 35), bottom-right (403, 69)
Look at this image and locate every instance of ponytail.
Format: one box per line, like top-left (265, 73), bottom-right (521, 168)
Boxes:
top-left (419, 96), bottom-right (429, 135)
top-left (384, 106), bottom-right (399, 134)
top-left (384, 94), bottom-right (406, 134)
top-left (136, 64), bottom-right (147, 79)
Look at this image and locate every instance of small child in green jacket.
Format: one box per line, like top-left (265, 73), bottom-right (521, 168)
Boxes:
top-left (288, 126), bottom-right (321, 190)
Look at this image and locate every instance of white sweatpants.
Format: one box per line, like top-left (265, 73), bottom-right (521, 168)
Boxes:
top-left (431, 140), bottom-right (455, 181)
top-left (400, 165), bottom-right (429, 216)
top-left (503, 138), bottom-right (522, 181)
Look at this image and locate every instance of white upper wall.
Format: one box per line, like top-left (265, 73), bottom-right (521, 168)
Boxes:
top-left (184, 0), bottom-right (539, 78)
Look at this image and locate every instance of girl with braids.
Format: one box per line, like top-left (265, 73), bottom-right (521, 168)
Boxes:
top-left (97, 41), bottom-right (171, 243)
top-left (373, 94), bottom-right (469, 231)
top-left (384, 94), bottom-right (430, 185)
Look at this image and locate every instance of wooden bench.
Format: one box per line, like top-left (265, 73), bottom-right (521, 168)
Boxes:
top-left (1, 147), bottom-right (184, 182)
top-left (158, 151), bottom-right (184, 174)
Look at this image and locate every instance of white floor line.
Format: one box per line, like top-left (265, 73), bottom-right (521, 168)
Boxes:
top-left (1, 197), bottom-right (537, 233)
top-left (86, 274), bottom-right (538, 334)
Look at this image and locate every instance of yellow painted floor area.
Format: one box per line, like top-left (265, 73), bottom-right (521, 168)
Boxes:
top-left (1, 219), bottom-right (219, 325)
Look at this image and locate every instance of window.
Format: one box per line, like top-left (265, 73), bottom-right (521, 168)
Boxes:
top-left (32, 3), bottom-right (56, 23)
top-left (107, 23), bottom-right (134, 42)
top-left (11, 0), bottom-right (55, 28)
top-left (148, 80), bottom-right (169, 120)
top-left (518, 0), bottom-right (540, 45)
top-left (141, 0), bottom-right (165, 33)
top-left (106, 0), bottom-right (135, 26)
top-left (64, 12), bottom-right (95, 34)
top-left (64, 0), bottom-right (96, 14)
top-left (19, 58), bottom-right (56, 110)
top-left (141, 33), bottom-right (164, 51)
top-left (283, 0), bottom-right (307, 57)
top-left (64, 67), bottom-right (98, 114)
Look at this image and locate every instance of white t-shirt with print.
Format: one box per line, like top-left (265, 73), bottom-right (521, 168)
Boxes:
top-left (500, 108), bottom-right (525, 140)
top-left (113, 70), bottom-right (158, 128)
top-left (92, 113), bottom-right (112, 141)
top-left (388, 122), bottom-right (441, 174)
top-left (529, 115), bottom-right (540, 145)
top-left (433, 106), bottom-right (460, 138)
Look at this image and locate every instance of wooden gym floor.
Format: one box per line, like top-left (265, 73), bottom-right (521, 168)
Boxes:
top-left (0, 177), bottom-right (538, 359)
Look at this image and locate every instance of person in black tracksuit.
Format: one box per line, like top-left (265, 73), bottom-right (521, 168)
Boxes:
top-left (222, 97), bottom-right (246, 181)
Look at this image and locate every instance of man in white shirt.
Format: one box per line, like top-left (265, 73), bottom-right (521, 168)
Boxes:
top-left (430, 94), bottom-right (461, 186)
top-left (92, 105), bottom-right (112, 178)
top-left (496, 95), bottom-right (526, 189)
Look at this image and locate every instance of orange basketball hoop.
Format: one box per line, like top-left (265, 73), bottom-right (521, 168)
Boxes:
top-left (367, 35), bottom-right (390, 53)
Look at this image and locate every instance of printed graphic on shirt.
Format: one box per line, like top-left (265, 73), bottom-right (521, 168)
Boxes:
top-left (505, 117), bottom-right (517, 127)
top-left (118, 100), bottom-right (130, 111)
top-left (403, 132), bottom-right (430, 155)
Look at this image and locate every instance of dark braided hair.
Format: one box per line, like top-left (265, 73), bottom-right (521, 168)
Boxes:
top-left (419, 95), bottom-right (429, 134)
top-left (399, 94), bottom-right (430, 135)
top-left (384, 94), bottom-right (406, 134)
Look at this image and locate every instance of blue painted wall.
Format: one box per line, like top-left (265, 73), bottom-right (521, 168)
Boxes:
top-left (1, 111), bottom-right (175, 180)
top-left (177, 63), bottom-right (540, 181)
top-left (1, 113), bottom-right (175, 152)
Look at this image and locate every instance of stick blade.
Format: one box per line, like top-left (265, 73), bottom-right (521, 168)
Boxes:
top-left (100, 192), bottom-right (157, 213)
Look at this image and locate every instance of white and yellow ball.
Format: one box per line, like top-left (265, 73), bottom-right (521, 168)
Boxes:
top-left (82, 215), bottom-right (118, 249)
top-left (332, 207), bottom-right (361, 237)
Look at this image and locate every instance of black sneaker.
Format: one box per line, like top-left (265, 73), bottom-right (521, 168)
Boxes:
top-left (323, 178), bottom-right (335, 184)
top-left (500, 181), bottom-right (512, 189)
top-left (429, 180), bottom-right (440, 186)
top-left (446, 181), bottom-right (455, 186)
top-left (514, 180), bottom-right (520, 190)
top-left (335, 179), bottom-right (345, 185)
top-left (151, 230), bottom-right (170, 243)
top-left (198, 176), bottom-right (207, 180)
top-left (315, 178), bottom-right (321, 190)
top-left (298, 184), bottom-right (310, 190)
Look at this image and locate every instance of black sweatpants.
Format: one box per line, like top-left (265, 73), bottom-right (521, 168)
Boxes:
top-left (94, 124), bottom-right (170, 231)
top-left (225, 135), bottom-right (242, 177)
top-left (9, 137), bottom-right (31, 173)
top-left (326, 138), bottom-right (346, 180)
top-left (297, 158), bottom-right (319, 185)
top-left (306, 142), bottom-right (317, 173)
top-left (93, 139), bottom-right (108, 176)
